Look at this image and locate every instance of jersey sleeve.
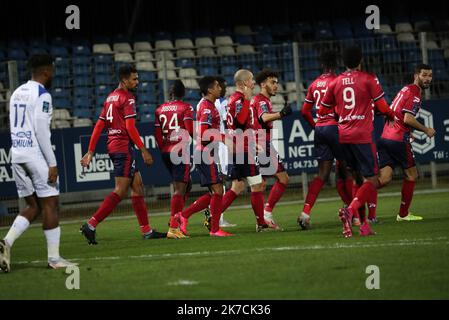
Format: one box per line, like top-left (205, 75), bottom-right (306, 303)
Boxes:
top-left (154, 107), bottom-right (161, 127)
top-left (34, 93), bottom-right (57, 167)
top-left (402, 94), bottom-right (421, 116)
top-left (99, 102), bottom-right (107, 121)
top-left (123, 95), bottom-right (137, 119)
top-left (367, 74), bottom-right (385, 102)
top-left (304, 83), bottom-right (315, 104)
top-left (256, 100), bottom-right (270, 118)
top-left (320, 80), bottom-right (336, 108)
top-left (183, 104), bottom-right (194, 121)
top-left (198, 107), bottom-right (212, 127)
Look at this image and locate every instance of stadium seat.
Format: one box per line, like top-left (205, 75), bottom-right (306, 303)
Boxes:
top-left (8, 48), bottom-right (27, 60)
top-left (185, 89), bottom-right (200, 100)
top-left (134, 41), bottom-right (153, 51)
top-left (73, 87), bottom-right (93, 97)
top-left (177, 49), bottom-right (195, 59)
top-left (113, 43), bottom-right (133, 53)
top-left (183, 79), bottom-right (199, 89)
top-left (52, 87), bottom-right (71, 100)
top-left (136, 61), bottom-right (156, 71)
top-left (155, 40), bottom-right (174, 51)
top-left (197, 47), bottom-right (215, 57)
top-left (414, 21), bottom-right (433, 32)
top-left (397, 33), bottom-right (416, 43)
top-left (135, 51), bottom-right (154, 62)
top-left (375, 24), bottom-right (394, 34)
top-left (199, 66), bottom-right (217, 76)
top-left (179, 68), bottom-right (197, 79)
top-left (236, 45), bottom-right (255, 55)
top-left (156, 60), bottom-right (176, 70)
top-left (29, 47), bottom-right (48, 56)
top-left (138, 71), bottom-right (157, 82)
top-left (155, 50), bottom-right (174, 60)
top-left (395, 22), bottom-right (414, 33)
top-left (176, 58), bottom-right (195, 68)
top-left (195, 37), bottom-right (214, 48)
top-left (175, 38), bottom-right (194, 49)
top-left (217, 46), bottom-right (235, 56)
top-left (221, 65), bottom-right (236, 76)
top-left (52, 120), bottom-right (71, 129)
top-left (157, 70), bottom-right (177, 80)
top-left (73, 96), bottom-right (92, 109)
top-left (53, 108), bottom-right (72, 120)
top-left (54, 66), bottom-right (70, 77)
top-left (95, 74), bottom-right (114, 85)
top-left (426, 41), bottom-right (440, 50)
top-left (73, 118), bottom-right (93, 127)
top-left (73, 108), bottom-right (92, 119)
top-left (93, 44), bottom-right (113, 54)
top-left (53, 76), bottom-right (71, 88)
top-left (254, 33), bottom-right (273, 45)
top-left (73, 45), bottom-right (91, 56)
top-left (235, 35), bottom-right (253, 45)
top-left (234, 25), bottom-right (253, 36)
top-left (215, 36), bottom-right (233, 47)
top-left (114, 53), bottom-right (133, 62)
top-left (73, 64), bottom-right (91, 75)
top-left (154, 31), bottom-right (172, 41)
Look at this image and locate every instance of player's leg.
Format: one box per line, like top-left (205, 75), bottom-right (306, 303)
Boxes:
top-left (209, 182), bottom-right (233, 236)
top-left (221, 179), bottom-right (245, 214)
top-left (301, 160), bottom-right (331, 217)
top-left (248, 173), bottom-right (270, 231)
top-left (335, 160), bottom-right (353, 206)
top-left (264, 167), bottom-right (288, 229)
top-left (397, 166), bottom-right (421, 221)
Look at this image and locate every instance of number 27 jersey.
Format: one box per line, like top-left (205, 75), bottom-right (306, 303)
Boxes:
top-left (99, 88), bottom-right (137, 154)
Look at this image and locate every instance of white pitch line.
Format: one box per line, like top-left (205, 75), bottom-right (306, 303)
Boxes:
top-left (2, 188), bottom-right (448, 231)
top-left (13, 236), bottom-right (448, 266)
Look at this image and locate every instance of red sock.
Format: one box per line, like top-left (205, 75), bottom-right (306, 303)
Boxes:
top-left (303, 177), bottom-right (325, 215)
top-left (170, 194), bottom-right (185, 228)
top-left (345, 178), bottom-right (354, 202)
top-left (210, 194), bottom-right (223, 233)
top-left (351, 184), bottom-right (360, 219)
top-left (336, 179), bottom-right (352, 206)
top-left (88, 192), bottom-right (121, 228)
top-left (349, 182), bottom-right (377, 223)
top-left (367, 191), bottom-right (377, 220)
top-left (221, 190), bottom-right (238, 213)
top-left (377, 178), bottom-right (386, 190)
top-left (181, 193), bottom-right (211, 219)
top-left (265, 181), bottom-right (287, 212)
top-left (251, 191), bottom-right (265, 225)
top-left (131, 196), bottom-right (151, 234)
top-left (399, 180), bottom-right (416, 217)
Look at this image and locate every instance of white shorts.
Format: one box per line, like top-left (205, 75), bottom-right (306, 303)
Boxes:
top-left (12, 160), bottom-right (60, 198)
top-left (218, 142), bottom-right (229, 175)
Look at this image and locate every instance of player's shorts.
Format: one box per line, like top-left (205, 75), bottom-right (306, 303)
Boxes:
top-left (377, 138), bottom-right (416, 170)
top-left (258, 143), bottom-right (285, 177)
top-left (341, 143), bottom-right (379, 178)
top-left (12, 159), bottom-right (60, 198)
top-left (227, 152), bottom-right (261, 185)
top-left (161, 152), bottom-right (190, 184)
top-left (218, 142), bottom-right (229, 175)
top-left (314, 125), bottom-right (344, 161)
top-left (109, 150), bottom-right (137, 179)
top-left (194, 150), bottom-right (223, 187)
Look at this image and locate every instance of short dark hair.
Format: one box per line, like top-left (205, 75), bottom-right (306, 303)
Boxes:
top-left (319, 51), bottom-right (338, 71)
top-left (415, 63), bottom-right (432, 74)
top-left (255, 68), bottom-right (279, 85)
top-left (170, 80), bottom-right (186, 99)
top-left (199, 76), bottom-right (217, 96)
top-left (342, 46), bottom-right (363, 69)
top-left (119, 64), bottom-right (138, 80)
top-left (28, 54), bottom-right (54, 74)
top-left (216, 76), bottom-right (226, 85)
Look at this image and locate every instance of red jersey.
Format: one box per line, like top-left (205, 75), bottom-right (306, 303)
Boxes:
top-left (252, 93), bottom-right (273, 142)
top-left (227, 91), bottom-right (255, 153)
top-left (99, 88), bottom-right (137, 153)
top-left (155, 100), bottom-right (193, 152)
top-left (196, 98), bottom-right (221, 151)
top-left (381, 84), bottom-right (422, 142)
top-left (321, 70), bottom-right (385, 144)
top-left (304, 73), bottom-right (338, 126)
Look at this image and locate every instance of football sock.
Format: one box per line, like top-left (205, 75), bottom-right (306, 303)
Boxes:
top-left (210, 194), bottom-right (223, 233)
top-left (44, 226), bottom-right (61, 260)
top-left (336, 178), bottom-right (352, 206)
top-left (352, 184), bottom-right (361, 219)
top-left (367, 191), bottom-right (378, 220)
top-left (4, 215), bottom-right (30, 248)
top-left (265, 181), bottom-right (287, 213)
top-left (251, 191), bottom-right (266, 225)
top-left (349, 181), bottom-right (377, 223)
top-left (181, 193), bottom-right (211, 219)
top-left (345, 178), bottom-right (354, 203)
top-left (399, 179), bottom-right (416, 218)
top-left (88, 192), bottom-right (121, 228)
top-left (131, 196), bottom-right (152, 234)
top-left (221, 189), bottom-right (238, 213)
top-left (169, 194), bottom-right (185, 228)
top-left (303, 177), bottom-right (325, 215)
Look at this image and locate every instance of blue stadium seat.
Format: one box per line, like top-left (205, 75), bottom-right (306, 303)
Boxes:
top-left (221, 56), bottom-right (237, 66)
top-left (73, 75), bottom-right (93, 87)
top-left (199, 66), bottom-right (218, 75)
top-left (52, 87), bottom-right (71, 99)
top-left (53, 97), bottom-right (72, 108)
top-left (54, 57), bottom-right (70, 68)
top-left (74, 87), bottom-right (93, 97)
top-left (223, 75), bottom-right (234, 84)
top-left (315, 28), bottom-right (333, 40)
top-left (140, 112), bottom-right (154, 123)
top-left (139, 72), bottom-right (157, 82)
top-left (303, 70), bottom-right (320, 82)
top-left (73, 56), bottom-right (91, 65)
top-left (29, 48), bottom-right (48, 56)
top-left (8, 40), bottom-right (27, 49)
top-left (334, 27), bottom-right (353, 39)
top-left (73, 65), bottom-right (91, 75)
top-left (73, 108), bottom-right (92, 118)
top-left (154, 31), bottom-right (172, 41)
top-left (428, 49), bottom-right (445, 62)
top-left (214, 27), bottom-right (232, 36)
top-left (177, 58), bottom-right (195, 68)
top-left (383, 51), bottom-right (402, 64)
top-left (0, 51), bottom-right (5, 61)
top-left (73, 97), bottom-right (92, 109)
top-left (53, 76), bottom-right (71, 88)
top-left (138, 82), bottom-right (157, 95)
top-left (93, 107), bottom-right (103, 119)
top-left (94, 54), bottom-right (114, 64)
top-left (283, 71), bottom-right (295, 82)
top-left (50, 46), bottom-right (70, 57)
top-left (378, 35), bottom-right (398, 50)
top-left (221, 65), bottom-right (236, 76)
top-left (253, 25), bottom-right (271, 34)
top-left (8, 48), bottom-right (27, 60)
top-left (271, 24), bottom-right (290, 37)
top-left (185, 89), bottom-right (200, 100)
top-left (434, 68), bottom-right (449, 81)
top-left (73, 45), bottom-right (91, 56)
top-left (301, 59), bottom-right (320, 69)
top-left (198, 57), bottom-right (218, 66)
top-left (54, 66), bottom-right (70, 77)
top-left (255, 33), bottom-right (273, 45)
top-left (299, 48), bottom-right (318, 59)
top-left (95, 74), bottom-right (114, 85)
top-left (95, 85), bottom-right (113, 97)
top-left (236, 35), bottom-right (253, 45)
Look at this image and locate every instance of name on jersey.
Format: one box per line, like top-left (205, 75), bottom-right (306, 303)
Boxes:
top-left (107, 95), bottom-right (120, 102)
top-left (108, 129), bottom-right (122, 135)
top-left (340, 114), bottom-right (366, 121)
top-left (316, 81), bottom-right (327, 88)
top-left (342, 78), bottom-right (355, 85)
top-left (161, 105), bottom-right (178, 112)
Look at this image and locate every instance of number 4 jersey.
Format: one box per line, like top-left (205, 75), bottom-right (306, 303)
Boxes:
top-left (99, 88), bottom-right (137, 154)
top-left (9, 80), bottom-right (57, 166)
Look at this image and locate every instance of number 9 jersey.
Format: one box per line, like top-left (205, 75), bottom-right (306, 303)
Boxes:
top-left (99, 88), bottom-right (137, 154)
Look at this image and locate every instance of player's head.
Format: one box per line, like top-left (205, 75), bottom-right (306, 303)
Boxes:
top-left (414, 64), bottom-right (432, 90)
top-left (199, 76), bottom-right (221, 100)
top-left (343, 46), bottom-right (363, 70)
top-left (119, 64), bottom-right (139, 91)
top-left (216, 76), bottom-right (227, 98)
top-left (319, 51), bottom-right (338, 73)
top-left (28, 54), bottom-right (55, 88)
top-left (169, 80), bottom-right (186, 100)
top-left (234, 69), bottom-right (255, 91)
top-left (256, 68), bottom-right (279, 97)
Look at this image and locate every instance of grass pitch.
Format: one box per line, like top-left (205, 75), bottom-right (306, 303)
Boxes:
top-left (1, 190), bottom-right (449, 300)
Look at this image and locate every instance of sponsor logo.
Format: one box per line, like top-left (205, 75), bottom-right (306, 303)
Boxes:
top-left (74, 143), bottom-right (112, 182)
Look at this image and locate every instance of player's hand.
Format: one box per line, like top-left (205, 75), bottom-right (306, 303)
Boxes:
top-left (256, 143), bottom-right (265, 153)
top-left (243, 85), bottom-right (252, 100)
top-left (426, 128), bottom-right (436, 138)
top-left (80, 152), bottom-right (93, 167)
top-left (280, 104), bottom-right (292, 117)
top-left (141, 149), bottom-right (154, 166)
top-left (48, 166), bottom-right (58, 184)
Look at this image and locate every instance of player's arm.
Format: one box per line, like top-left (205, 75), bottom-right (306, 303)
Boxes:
top-left (184, 105), bottom-right (194, 137)
top-left (125, 118), bottom-right (153, 166)
top-left (373, 98), bottom-right (394, 121)
top-left (154, 108), bottom-right (164, 149)
top-left (34, 94), bottom-right (58, 183)
top-left (81, 113), bottom-right (106, 168)
top-left (236, 99), bottom-right (250, 125)
top-left (404, 111), bottom-right (436, 138)
top-left (260, 103), bottom-right (292, 124)
top-left (300, 101), bottom-right (316, 129)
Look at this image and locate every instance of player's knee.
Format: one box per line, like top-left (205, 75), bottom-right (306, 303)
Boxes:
top-left (405, 171), bottom-right (418, 182)
top-left (113, 188), bottom-right (127, 199)
top-left (232, 181), bottom-right (245, 195)
top-left (279, 173), bottom-right (289, 185)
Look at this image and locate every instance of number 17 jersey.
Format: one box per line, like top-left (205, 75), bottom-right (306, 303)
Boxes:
top-left (99, 88), bottom-right (137, 154)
